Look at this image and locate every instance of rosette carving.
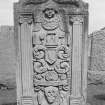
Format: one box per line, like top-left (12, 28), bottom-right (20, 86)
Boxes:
top-left (45, 71), bottom-right (58, 81)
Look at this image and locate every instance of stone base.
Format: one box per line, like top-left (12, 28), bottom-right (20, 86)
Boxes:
top-left (21, 96), bottom-right (33, 105)
top-left (70, 97), bottom-right (89, 105)
top-left (70, 100), bottom-right (90, 105)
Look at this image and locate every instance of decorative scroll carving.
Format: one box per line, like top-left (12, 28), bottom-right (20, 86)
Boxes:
top-left (57, 45), bottom-right (70, 60)
top-left (32, 7), bottom-right (71, 105)
top-left (55, 46), bottom-right (70, 74)
top-left (33, 45), bottom-right (46, 60)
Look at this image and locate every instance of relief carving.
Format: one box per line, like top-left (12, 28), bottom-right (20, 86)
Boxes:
top-left (32, 7), bottom-right (71, 105)
top-left (37, 86), bottom-right (68, 105)
top-left (18, 14), bottom-right (33, 24)
top-left (70, 16), bottom-right (84, 24)
top-left (15, 0), bottom-right (88, 104)
top-left (22, 0), bottom-right (80, 6)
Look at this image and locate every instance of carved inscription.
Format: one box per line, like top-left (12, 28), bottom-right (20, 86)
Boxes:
top-left (32, 8), bottom-right (71, 105)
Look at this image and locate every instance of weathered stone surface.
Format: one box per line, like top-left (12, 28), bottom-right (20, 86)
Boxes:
top-left (14, 0), bottom-right (88, 105)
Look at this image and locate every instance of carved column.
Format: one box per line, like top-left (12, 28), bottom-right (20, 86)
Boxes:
top-left (17, 15), bottom-right (34, 105)
top-left (70, 16), bottom-right (86, 105)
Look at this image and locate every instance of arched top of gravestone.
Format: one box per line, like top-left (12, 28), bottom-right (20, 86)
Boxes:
top-left (19, 0), bottom-right (88, 9)
top-left (15, 0), bottom-right (88, 15)
top-left (21, 0), bottom-right (80, 5)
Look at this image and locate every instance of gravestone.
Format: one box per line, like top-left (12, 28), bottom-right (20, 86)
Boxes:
top-left (87, 28), bottom-right (105, 105)
top-left (14, 0), bottom-right (89, 105)
top-left (88, 28), bottom-right (105, 83)
top-left (89, 29), bottom-right (105, 72)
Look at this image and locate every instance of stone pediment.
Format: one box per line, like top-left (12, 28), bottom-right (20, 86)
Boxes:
top-left (22, 0), bottom-right (80, 4)
top-left (15, 0), bottom-right (88, 19)
top-left (21, 0), bottom-right (88, 8)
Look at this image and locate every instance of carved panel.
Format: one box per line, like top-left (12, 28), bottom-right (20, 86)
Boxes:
top-left (32, 7), bottom-right (71, 105)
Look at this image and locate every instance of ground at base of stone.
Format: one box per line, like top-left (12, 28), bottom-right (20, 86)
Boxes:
top-left (2, 103), bottom-right (17, 105)
top-left (1, 84), bottom-right (105, 105)
top-left (0, 89), bottom-right (16, 105)
top-left (87, 84), bottom-right (105, 105)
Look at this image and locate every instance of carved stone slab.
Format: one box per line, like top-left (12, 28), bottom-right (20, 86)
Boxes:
top-left (14, 0), bottom-right (89, 105)
top-left (88, 29), bottom-right (105, 85)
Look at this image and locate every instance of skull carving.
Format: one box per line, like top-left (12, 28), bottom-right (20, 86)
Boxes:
top-left (43, 8), bottom-right (58, 19)
top-left (44, 86), bottom-right (59, 104)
